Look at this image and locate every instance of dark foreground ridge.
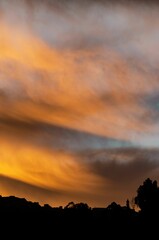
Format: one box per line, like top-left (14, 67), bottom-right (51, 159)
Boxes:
top-left (0, 178), bottom-right (159, 238)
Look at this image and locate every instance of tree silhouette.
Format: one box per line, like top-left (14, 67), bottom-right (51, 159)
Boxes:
top-left (64, 201), bottom-right (75, 209)
top-left (64, 201), bottom-right (90, 210)
top-left (135, 178), bottom-right (159, 213)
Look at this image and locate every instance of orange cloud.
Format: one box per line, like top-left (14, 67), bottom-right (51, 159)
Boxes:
top-left (0, 22), bottom-right (157, 141)
top-left (0, 140), bottom-right (103, 206)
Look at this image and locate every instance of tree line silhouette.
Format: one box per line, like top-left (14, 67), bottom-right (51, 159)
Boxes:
top-left (0, 178), bottom-right (158, 238)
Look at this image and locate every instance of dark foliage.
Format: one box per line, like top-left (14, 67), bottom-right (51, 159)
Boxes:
top-left (135, 178), bottom-right (159, 213)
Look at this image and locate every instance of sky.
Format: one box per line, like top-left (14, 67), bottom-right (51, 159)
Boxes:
top-left (0, 0), bottom-right (159, 207)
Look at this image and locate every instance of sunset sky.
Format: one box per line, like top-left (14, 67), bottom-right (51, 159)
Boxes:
top-left (0, 0), bottom-right (159, 207)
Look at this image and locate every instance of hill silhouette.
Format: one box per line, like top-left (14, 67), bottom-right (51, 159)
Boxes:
top-left (0, 178), bottom-right (158, 238)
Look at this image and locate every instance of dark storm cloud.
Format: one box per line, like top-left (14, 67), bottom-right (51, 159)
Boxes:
top-left (83, 148), bottom-right (159, 204)
top-left (86, 148), bottom-right (159, 188)
top-left (90, 156), bottom-right (158, 184)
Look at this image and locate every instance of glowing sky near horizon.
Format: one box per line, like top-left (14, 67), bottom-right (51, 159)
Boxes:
top-left (0, 0), bottom-right (159, 207)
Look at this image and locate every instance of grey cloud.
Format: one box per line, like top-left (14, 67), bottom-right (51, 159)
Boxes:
top-left (25, 0), bottom-right (159, 5)
top-left (145, 92), bottom-right (159, 113)
top-left (87, 148), bottom-right (159, 187)
top-left (136, 92), bottom-right (159, 125)
top-left (0, 116), bottom-right (132, 151)
top-left (83, 148), bottom-right (159, 204)
top-left (1, 0), bottom-right (158, 51)
top-left (89, 156), bottom-right (158, 184)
